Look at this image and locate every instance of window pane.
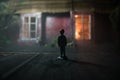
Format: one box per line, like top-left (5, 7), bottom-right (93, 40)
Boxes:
top-left (31, 24), bottom-right (36, 30)
top-left (25, 17), bottom-right (29, 23)
top-left (31, 17), bottom-right (36, 23)
top-left (84, 15), bottom-right (89, 24)
top-left (75, 15), bottom-right (83, 40)
top-left (75, 15), bottom-right (82, 24)
top-left (24, 23), bottom-right (29, 38)
top-left (84, 24), bottom-right (89, 40)
top-left (30, 32), bottom-right (35, 38)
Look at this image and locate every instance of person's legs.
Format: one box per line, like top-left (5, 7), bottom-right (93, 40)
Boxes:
top-left (60, 47), bottom-right (63, 57)
top-left (59, 46), bottom-right (67, 59)
top-left (62, 47), bottom-right (66, 57)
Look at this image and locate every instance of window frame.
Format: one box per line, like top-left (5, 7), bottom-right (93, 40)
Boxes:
top-left (22, 16), bottom-right (37, 40)
top-left (75, 14), bottom-right (91, 40)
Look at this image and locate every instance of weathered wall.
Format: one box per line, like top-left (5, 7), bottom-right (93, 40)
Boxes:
top-left (7, 23), bottom-right (20, 45)
top-left (41, 12), bottom-right (71, 45)
top-left (46, 17), bottom-right (71, 42)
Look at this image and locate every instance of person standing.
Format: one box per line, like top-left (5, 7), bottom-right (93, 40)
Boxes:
top-left (58, 29), bottom-right (67, 59)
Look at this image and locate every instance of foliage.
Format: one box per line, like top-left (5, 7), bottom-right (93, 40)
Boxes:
top-left (44, 37), bottom-right (58, 47)
top-left (0, 2), bottom-right (14, 31)
top-left (0, 0), bottom-right (9, 2)
top-left (0, 1), bottom-right (18, 45)
top-left (109, 2), bottom-right (120, 48)
top-left (0, 34), bottom-right (11, 44)
top-left (110, 3), bottom-right (120, 30)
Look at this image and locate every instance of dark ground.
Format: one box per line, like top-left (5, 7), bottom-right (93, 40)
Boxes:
top-left (0, 43), bottom-right (120, 80)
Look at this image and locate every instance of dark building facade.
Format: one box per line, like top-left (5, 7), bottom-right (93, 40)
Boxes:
top-left (11, 0), bottom-right (118, 46)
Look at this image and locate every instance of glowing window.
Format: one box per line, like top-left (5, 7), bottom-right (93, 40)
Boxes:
top-left (75, 14), bottom-right (91, 40)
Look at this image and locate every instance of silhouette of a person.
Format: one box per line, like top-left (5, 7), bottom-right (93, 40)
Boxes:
top-left (58, 29), bottom-right (67, 59)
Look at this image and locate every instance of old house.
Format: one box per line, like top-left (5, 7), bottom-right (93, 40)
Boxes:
top-left (11, 0), bottom-right (118, 46)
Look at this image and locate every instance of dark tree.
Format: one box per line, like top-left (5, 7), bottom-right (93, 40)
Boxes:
top-left (110, 1), bottom-right (120, 51)
top-left (0, 1), bottom-right (18, 45)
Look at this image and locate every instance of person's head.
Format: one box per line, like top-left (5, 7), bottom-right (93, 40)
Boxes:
top-left (60, 29), bottom-right (64, 35)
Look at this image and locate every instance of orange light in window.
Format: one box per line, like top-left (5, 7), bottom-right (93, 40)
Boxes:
top-left (75, 31), bottom-right (81, 40)
top-left (75, 15), bottom-right (81, 40)
top-left (75, 15), bottom-right (78, 18)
